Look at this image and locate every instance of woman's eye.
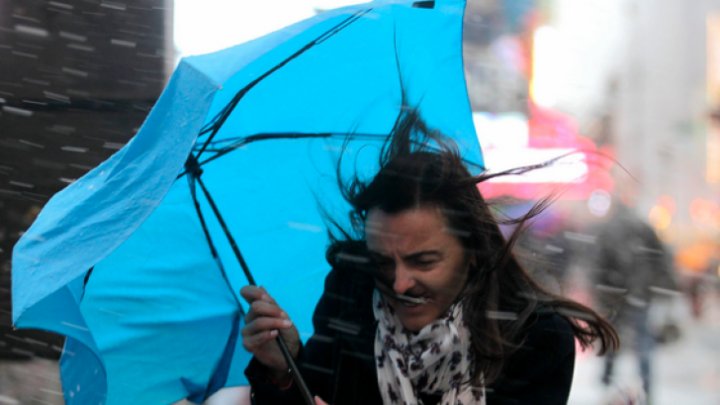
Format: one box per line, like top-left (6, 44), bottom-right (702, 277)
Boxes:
top-left (413, 259), bottom-right (436, 268)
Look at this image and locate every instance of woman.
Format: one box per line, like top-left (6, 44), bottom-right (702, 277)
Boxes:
top-left (241, 112), bottom-right (618, 404)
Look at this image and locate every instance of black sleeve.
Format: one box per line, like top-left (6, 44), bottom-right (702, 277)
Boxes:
top-left (246, 241), bottom-right (376, 404)
top-left (638, 223), bottom-right (678, 293)
top-left (244, 349), bottom-right (307, 404)
top-left (244, 271), bottom-right (342, 405)
top-left (487, 313), bottom-right (576, 405)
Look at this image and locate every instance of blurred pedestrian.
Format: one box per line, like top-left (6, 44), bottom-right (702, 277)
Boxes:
top-left (591, 198), bottom-right (678, 404)
top-left (241, 112), bottom-right (619, 404)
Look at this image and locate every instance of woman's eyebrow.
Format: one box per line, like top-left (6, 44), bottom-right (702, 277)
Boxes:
top-left (367, 250), bottom-right (442, 261)
top-left (404, 251), bottom-right (441, 260)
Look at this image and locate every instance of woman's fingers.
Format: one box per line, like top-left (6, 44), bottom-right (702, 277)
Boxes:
top-left (240, 285), bottom-right (268, 303)
top-left (241, 318), bottom-right (297, 352)
top-left (242, 328), bottom-right (278, 351)
top-left (239, 286), bottom-right (300, 373)
top-left (245, 300), bottom-right (287, 322)
top-left (240, 285), bottom-right (278, 305)
top-left (241, 311), bottom-right (294, 354)
top-left (314, 396), bottom-right (329, 405)
top-left (241, 286), bottom-right (287, 323)
top-left (242, 316), bottom-right (293, 338)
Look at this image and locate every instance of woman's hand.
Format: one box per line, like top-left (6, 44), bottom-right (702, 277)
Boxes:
top-left (314, 396), bottom-right (329, 405)
top-left (240, 286), bottom-right (300, 381)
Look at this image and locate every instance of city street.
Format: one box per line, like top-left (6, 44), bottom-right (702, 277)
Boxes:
top-left (1, 292), bottom-right (717, 404)
top-left (1, 0), bottom-right (719, 403)
top-left (569, 291), bottom-right (720, 405)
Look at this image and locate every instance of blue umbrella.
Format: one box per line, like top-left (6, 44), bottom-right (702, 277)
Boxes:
top-left (12, 0), bottom-right (483, 403)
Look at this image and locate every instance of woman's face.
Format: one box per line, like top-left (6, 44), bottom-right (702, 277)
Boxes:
top-left (365, 205), bottom-right (470, 331)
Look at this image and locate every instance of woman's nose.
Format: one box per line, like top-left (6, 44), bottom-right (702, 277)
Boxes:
top-left (392, 265), bottom-right (415, 294)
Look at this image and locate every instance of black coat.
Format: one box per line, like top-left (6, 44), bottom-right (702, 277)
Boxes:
top-left (246, 264), bottom-right (576, 404)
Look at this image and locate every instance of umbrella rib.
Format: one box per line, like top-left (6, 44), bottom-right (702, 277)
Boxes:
top-left (183, 132), bottom-right (483, 177)
top-left (193, 133), bottom-right (331, 157)
top-left (194, 8), bottom-right (373, 159)
top-left (193, 169), bottom-right (316, 405)
top-left (203, 131), bottom-right (386, 149)
top-left (194, 174), bottom-right (256, 286)
top-left (176, 132), bottom-right (387, 178)
top-left (198, 132), bottom-right (386, 165)
top-left (206, 131), bottom-right (333, 152)
top-left (186, 170), bottom-right (243, 307)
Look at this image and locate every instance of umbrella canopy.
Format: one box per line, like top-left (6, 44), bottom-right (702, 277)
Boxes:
top-left (12, 0), bottom-right (483, 403)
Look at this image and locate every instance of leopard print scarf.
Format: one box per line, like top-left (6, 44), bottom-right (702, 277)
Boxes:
top-left (372, 290), bottom-right (485, 404)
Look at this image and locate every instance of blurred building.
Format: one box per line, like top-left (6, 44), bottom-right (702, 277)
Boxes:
top-left (610, 0), bottom-right (719, 240)
top-left (0, 0), bottom-right (173, 363)
top-left (467, 0), bottom-right (720, 249)
top-left (538, 0), bottom-right (720, 243)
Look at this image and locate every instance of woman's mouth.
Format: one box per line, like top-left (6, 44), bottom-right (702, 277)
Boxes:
top-left (394, 293), bottom-right (430, 306)
top-left (375, 283), bottom-right (431, 307)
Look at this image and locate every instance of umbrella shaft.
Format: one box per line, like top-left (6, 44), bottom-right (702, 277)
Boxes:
top-left (276, 335), bottom-right (314, 405)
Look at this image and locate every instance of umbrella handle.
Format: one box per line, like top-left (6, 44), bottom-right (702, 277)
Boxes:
top-left (276, 335), bottom-right (315, 405)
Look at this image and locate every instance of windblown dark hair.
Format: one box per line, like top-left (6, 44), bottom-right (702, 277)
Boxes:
top-left (329, 109), bottom-right (619, 385)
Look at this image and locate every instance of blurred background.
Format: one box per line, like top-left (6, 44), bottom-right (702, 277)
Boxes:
top-left (0, 0), bottom-right (718, 404)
